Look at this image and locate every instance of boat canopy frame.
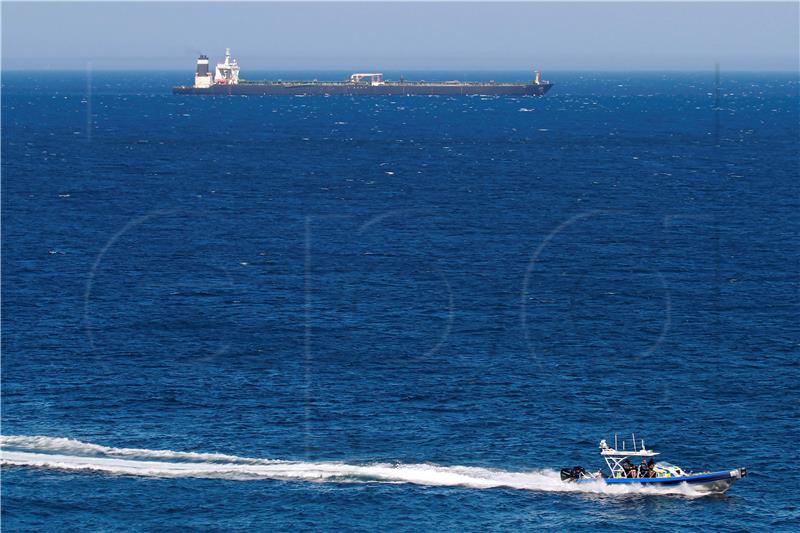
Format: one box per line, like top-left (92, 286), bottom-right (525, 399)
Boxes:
top-left (600, 434), bottom-right (659, 478)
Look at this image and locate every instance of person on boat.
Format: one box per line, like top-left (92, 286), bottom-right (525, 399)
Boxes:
top-left (639, 460), bottom-right (649, 478)
top-left (623, 460), bottom-right (637, 478)
top-left (646, 459), bottom-right (657, 478)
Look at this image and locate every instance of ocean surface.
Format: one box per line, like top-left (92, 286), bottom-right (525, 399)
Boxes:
top-left (2, 70), bottom-right (798, 531)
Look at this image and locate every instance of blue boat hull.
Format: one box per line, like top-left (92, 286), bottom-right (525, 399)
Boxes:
top-left (578, 468), bottom-right (747, 493)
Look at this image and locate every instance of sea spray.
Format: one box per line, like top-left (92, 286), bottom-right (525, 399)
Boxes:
top-left (1, 436), bottom-right (706, 497)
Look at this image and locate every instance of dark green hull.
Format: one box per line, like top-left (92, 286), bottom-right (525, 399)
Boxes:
top-left (173, 82), bottom-right (553, 96)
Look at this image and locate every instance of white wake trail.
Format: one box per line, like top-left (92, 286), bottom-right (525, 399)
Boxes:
top-left (1, 435), bottom-right (706, 497)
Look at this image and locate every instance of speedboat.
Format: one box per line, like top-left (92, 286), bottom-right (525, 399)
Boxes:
top-left (561, 434), bottom-right (747, 494)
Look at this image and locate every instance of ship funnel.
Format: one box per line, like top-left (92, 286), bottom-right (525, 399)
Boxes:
top-left (535, 70), bottom-right (540, 84)
top-left (196, 54), bottom-right (210, 77)
top-left (194, 54), bottom-right (213, 88)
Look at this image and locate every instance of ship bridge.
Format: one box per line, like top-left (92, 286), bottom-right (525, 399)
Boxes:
top-left (350, 73), bottom-right (383, 85)
top-left (215, 48), bottom-right (240, 85)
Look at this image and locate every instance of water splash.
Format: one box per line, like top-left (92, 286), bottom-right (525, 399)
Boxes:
top-left (1, 435), bottom-right (707, 497)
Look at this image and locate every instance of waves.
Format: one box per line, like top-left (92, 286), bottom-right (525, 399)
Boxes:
top-left (1, 435), bottom-right (706, 497)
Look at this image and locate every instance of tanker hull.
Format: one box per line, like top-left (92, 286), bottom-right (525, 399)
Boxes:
top-left (173, 82), bottom-right (553, 97)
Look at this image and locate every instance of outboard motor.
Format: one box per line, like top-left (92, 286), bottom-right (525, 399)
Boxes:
top-left (560, 466), bottom-right (588, 481)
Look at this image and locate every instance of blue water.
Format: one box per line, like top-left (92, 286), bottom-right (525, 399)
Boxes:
top-left (2, 70), bottom-right (798, 531)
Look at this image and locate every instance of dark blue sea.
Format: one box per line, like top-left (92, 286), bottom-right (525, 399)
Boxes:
top-left (2, 70), bottom-right (798, 531)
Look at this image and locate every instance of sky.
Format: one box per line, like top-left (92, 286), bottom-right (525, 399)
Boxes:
top-left (2, 1), bottom-right (798, 71)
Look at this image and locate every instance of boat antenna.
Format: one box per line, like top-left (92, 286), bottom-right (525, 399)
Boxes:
top-left (615, 433), bottom-right (618, 450)
top-left (632, 433), bottom-right (636, 452)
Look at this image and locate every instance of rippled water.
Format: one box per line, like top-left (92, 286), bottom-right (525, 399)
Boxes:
top-left (2, 71), bottom-right (798, 531)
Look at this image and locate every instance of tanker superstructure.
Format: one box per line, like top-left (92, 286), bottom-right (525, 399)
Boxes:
top-left (173, 49), bottom-right (553, 96)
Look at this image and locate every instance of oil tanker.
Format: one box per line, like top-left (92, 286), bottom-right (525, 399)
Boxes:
top-left (172, 49), bottom-right (553, 97)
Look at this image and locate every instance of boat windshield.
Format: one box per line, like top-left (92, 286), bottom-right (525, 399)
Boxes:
top-left (653, 462), bottom-right (686, 477)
